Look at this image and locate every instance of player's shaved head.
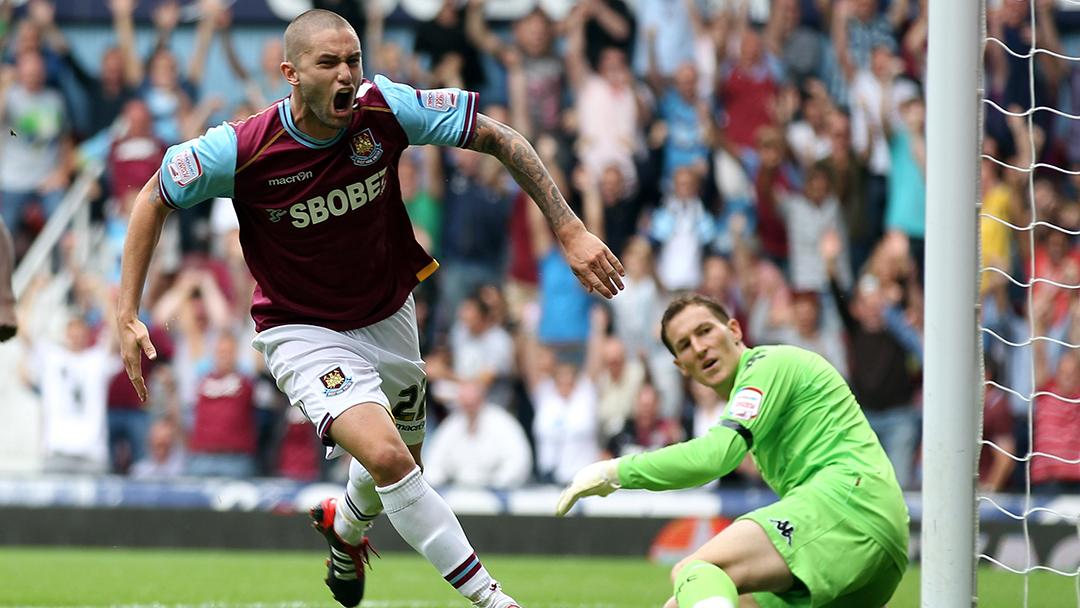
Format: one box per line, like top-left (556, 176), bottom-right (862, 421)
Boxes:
top-left (284, 9), bottom-right (356, 65)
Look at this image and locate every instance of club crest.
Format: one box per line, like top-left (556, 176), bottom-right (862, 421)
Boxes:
top-left (320, 366), bottom-right (353, 397)
top-left (350, 128), bottom-right (383, 167)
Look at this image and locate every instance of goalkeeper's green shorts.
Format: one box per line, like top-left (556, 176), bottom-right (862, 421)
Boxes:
top-left (739, 485), bottom-right (906, 608)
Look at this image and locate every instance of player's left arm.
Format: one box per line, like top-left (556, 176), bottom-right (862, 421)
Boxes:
top-left (465, 114), bottom-right (625, 298)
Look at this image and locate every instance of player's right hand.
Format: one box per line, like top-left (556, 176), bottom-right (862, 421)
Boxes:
top-left (119, 316), bottom-right (157, 402)
top-left (555, 458), bottom-right (622, 516)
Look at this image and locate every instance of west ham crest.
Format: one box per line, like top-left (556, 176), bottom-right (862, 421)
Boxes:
top-left (350, 128), bottom-right (384, 167)
top-left (320, 366), bottom-right (354, 397)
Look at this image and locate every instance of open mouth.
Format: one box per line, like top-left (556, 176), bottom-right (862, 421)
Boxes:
top-left (333, 88), bottom-right (353, 114)
top-left (702, 358), bottom-right (718, 372)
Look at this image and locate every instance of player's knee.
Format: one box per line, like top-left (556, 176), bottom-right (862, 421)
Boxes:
top-left (362, 442), bottom-right (415, 485)
top-left (671, 557), bottom-right (694, 583)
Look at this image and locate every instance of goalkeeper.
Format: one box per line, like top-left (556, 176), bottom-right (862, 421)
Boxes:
top-left (556, 294), bottom-right (909, 608)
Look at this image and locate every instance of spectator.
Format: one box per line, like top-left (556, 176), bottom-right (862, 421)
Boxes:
top-left (630, 0), bottom-right (695, 80)
top-left (130, 418), bottom-right (186, 480)
top-left (186, 333), bottom-right (257, 479)
top-left (218, 10), bottom-right (290, 110)
top-left (575, 164), bottom-right (642, 261)
top-left (466, 1), bottom-right (563, 135)
top-left (593, 328), bottom-right (647, 445)
top-left (576, 0), bottom-right (635, 75)
top-left (1031, 346), bottom-right (1080, 494)
top-left (980, 357), bottom-right (1016, 494)
top-left (718, 27), bottom-right (779, 155)
top-left (566, 12), bottom-right (649, 188)
top-left (785, 81), bottom-right (833, 170)
top-left (819, 109), bottom-right (874, 277)
top-left (684, 378), bottom-right (725, 441)
top-left (27, 316), bottom-right (116, 474)
top-left (605, 382), bottom-right (682, 457)
top-left (761, 289), bottom-right (850, 380)
top-left (447, 293), bottom-right (515, 407)
top-left (648, 61), bottom-right (715, 185)
top-left (759, 152), bottom-right (851, 293)
top-left (424, 380), bottom-right (533, 489)
top-left (849, 45), bottom-right (913, 249)
top-left (607, 235), bottom-right (684, 418)
top-left (825, 233), bottom-right (921, 490)
top-left (0, 50), bottom-right (74, 235)
top-left (883, 89), bottom-right (926, 279)
top-left (764, 0), bottom-right (825, 87)
top-left (400, 147), bottom-right (443, 258)
top-left (275, 405), bottom-right (323, 482)
top-left (831, 0), bottom-right (908, 83)
top-left (46, 0), bottom-right (139, 141)
top-left (522, 307), bottom-right (602, 484)
top-left (414, 0), bottom-right (485, 91)
top-left (751, 126), bottom-right (794, 271)
top-left (648, 166), bottom-right (716, 292)
top-left (437, 146), bottom-right (514, 332)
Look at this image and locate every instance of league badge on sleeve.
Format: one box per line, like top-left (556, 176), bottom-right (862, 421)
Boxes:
top-left (728, 387), bottom-right (763, 421)
top-left (417, 89), bottom-right (459, 112)
top-left (166, 148), bottom-right (202, 187)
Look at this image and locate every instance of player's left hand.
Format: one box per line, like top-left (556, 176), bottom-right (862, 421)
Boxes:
top-left (560, 226), bottom-right (625, 299)
top-left (555, 458), bottom-right (621, 516)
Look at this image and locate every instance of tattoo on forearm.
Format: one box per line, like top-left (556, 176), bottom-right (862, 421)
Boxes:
top-left (467, 114), bottom-right (575, 231)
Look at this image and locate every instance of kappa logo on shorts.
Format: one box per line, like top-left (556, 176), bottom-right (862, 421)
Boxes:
top-left (320, 366), bottom-right (354, 397)
top-left (769, 518), bottom-right (795, 546)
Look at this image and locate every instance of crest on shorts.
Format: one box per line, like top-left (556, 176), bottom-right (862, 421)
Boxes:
top-left (349, 129), bottom-right (383, 167)
top-left (320, 366), bottom-right (353, 397)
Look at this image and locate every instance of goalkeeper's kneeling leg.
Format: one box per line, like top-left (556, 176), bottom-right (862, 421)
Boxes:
top-left (673, 560), bottom-right (739, 608)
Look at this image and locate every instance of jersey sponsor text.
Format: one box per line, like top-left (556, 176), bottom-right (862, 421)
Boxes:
top-left (289, 168), bottom-right (388, 228)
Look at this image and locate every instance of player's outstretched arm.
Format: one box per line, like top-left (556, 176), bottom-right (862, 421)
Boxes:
top-left (556, 424), bottom-right (752, 515)
top-left (466, 114), bottom-right (625, 298)
top-left (117, 173), bottom-right (173, 402)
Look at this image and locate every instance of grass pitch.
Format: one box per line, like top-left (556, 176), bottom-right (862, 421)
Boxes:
top-left (0, 548), bottom-right (1075, 608)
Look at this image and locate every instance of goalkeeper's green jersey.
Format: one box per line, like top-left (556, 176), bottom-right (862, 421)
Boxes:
top-left (618, 345), bottom-right (909, 572)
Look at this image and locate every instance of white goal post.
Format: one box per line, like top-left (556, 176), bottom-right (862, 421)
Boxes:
top-left (922, 0), bottom-right (984, 606)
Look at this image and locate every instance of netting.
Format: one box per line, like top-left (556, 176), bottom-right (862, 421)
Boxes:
top-left (978, 1), bottom-right (1080, 603)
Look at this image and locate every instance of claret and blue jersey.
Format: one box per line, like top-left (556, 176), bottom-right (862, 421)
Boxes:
top-left (156, 75), bottom-right (478, 333)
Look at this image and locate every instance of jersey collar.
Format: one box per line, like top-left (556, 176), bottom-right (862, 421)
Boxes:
top-left (278, 98), bottom-right (346, 149)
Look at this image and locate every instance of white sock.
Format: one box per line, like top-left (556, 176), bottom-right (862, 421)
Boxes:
top-left (376, 466), bottom-right (497, 602)
top-left (334, 458), bottom-right (383, 545)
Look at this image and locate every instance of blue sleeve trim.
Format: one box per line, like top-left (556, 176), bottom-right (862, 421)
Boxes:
top-left (376, 74), bottom-right (478, 148)
top-left (158, 123), bottom-right (238, 209)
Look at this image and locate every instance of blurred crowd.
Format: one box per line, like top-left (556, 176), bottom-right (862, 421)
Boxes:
top-left (4, 0), bottom-right (1080, 495)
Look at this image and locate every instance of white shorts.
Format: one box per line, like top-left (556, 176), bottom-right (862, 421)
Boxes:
top-left (252, 295), bottom-right (427, 457)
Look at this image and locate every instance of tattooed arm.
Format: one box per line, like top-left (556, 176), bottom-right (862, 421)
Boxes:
top-left (117, 172), bottom-right (173, 401)
top-left (467, 113), bottom-right (625, 297)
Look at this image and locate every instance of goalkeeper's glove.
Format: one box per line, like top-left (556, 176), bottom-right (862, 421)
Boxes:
top-left (554, 458), bottom-right (622, 516)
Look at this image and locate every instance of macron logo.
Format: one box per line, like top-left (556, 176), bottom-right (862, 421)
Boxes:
top-left (268, 170), bottom-right (313, 187)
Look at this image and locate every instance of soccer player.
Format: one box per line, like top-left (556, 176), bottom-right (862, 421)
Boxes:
top-left (117, 9), bottom-right (624, 608)
top-left (556, 294), bottom-right (908, 608)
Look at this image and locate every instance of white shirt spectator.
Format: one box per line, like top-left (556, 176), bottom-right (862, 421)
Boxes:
top-left (532, 376), bottom-right (601, 484)
top-left (30, 338), bottom-right (115, 471)
top-left (450, 323), bottom-right (514, 382)
top-left (425, 400), bottom-right (532, 489)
